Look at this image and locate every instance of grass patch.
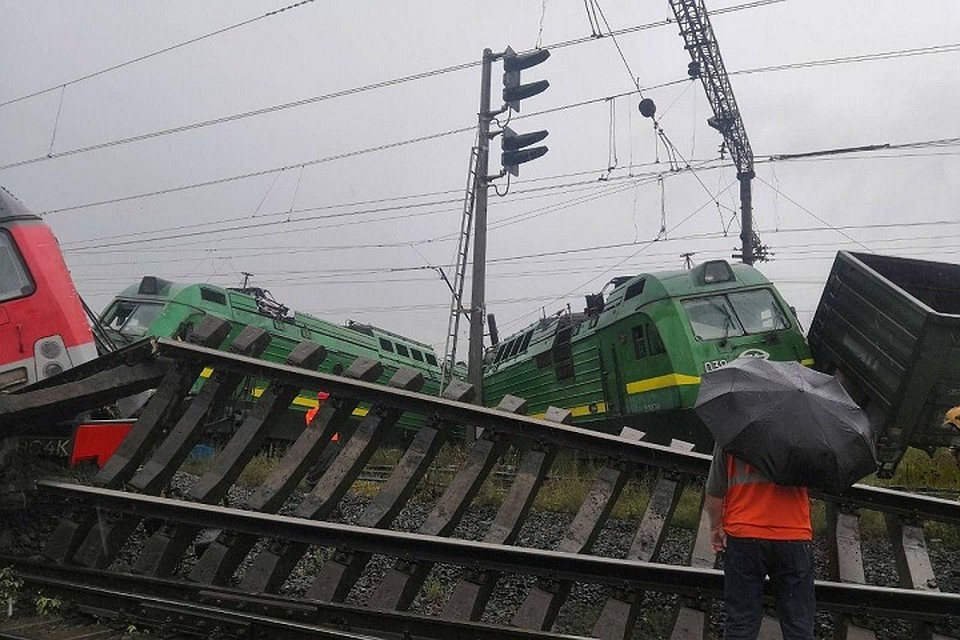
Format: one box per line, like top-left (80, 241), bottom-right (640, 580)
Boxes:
top-left (350, 479), bottom-right (381, 499)
top-left (179, 457), bottom-right (212, 477)
top-left (925, 521), bottom-right (960, 547)
top-left (473, 477), bottom-right (508, 508)
top-left (532, 453), bottom-right (599, 513)
top-left (369, 447), bottom-right (403, 467)
top-left (236, 453), bottom-right (281, 488)
top-left (535, 472), bottom-right (595, 513)
top-left (671, 484), bottom-right (705, 530)
top-left (421, 578), bottom-right (445, 603)
top-left (864, 448), bottom-right (960, 491)
top-left (611, 480), bottom-right (651, 520)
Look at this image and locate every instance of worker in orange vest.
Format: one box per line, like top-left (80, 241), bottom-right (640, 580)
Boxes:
top-left (305, 391), bottom-right (339, 442)
top-left (705, 445), bottom-right (814, 640)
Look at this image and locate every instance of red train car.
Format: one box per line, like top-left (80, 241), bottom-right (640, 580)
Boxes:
top-left (0, 186), bottom-right (97, 391)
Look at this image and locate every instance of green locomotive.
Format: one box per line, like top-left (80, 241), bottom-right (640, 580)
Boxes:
top-left (482, 260), bottom-right (813, 449)
top-left (100, 276), bottom-right (443, 438)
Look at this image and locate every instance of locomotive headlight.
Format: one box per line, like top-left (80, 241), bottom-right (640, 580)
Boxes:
top-left (39, 339), bottom-right (63, 359)
top-left (43, 361), bottom-right (64, 378)
top-left (35, 335), bottom-right (72, 379)
top-left (701, 260), bottom-right (734, 284)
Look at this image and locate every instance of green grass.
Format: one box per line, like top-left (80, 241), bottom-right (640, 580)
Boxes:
top-left (864, 448), bottom-right (960, 491)
top-left (236, 453), bottom-right (281, 488)
top-left (178, 456), bottom-right (212, 477)
top-left (670, 484), bottom-right (705, 530)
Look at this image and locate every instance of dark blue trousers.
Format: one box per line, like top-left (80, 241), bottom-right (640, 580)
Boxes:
top-left (723, 536), bottom-right (815, 640)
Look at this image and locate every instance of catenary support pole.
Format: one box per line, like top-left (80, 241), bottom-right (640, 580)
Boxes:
top-left (466, 48), bottom-right (494, 443)
top-left (739, 171), bottom-right (753, 265)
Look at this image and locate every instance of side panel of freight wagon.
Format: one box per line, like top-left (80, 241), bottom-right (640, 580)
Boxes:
top-left (809, 251), bottom-right (960, 475)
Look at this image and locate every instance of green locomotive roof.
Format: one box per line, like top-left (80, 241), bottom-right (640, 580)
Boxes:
top-left (602, 260), bottom-right (773, 309)
top-left (108, 276), bottom-right (440, 365)
top-left (487, 260), bottom-right (779, 365)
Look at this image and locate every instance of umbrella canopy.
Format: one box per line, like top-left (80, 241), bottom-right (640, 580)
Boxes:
top-left (695, 358), bottom-right (877, 494)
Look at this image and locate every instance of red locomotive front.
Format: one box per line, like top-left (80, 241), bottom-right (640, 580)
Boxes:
top-left (0, 187), bottom-right (97, 391)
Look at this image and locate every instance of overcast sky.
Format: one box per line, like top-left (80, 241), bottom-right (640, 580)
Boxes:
top-left (1, 0), bottom-right (958, 359)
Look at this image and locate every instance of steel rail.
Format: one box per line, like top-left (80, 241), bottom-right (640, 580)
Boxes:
top-left (153, 338), bottom-right (713, 474)
top-left (154, 338), bottom-right (960, 525)
top-left (37, 481), bottom-right (960, 621)
top-left (10, 573), bottom-right (394, 640)
top-left (5, 557), bottom-right (592, 640)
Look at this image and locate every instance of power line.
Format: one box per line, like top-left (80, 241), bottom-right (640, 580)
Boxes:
top-left (57, 134), bottom-right (960, 253)
top-left (0, 11), bottom-right (691, 173)
top-left (59, 158), bottom-right (683, 250)
top-left (61, 162), bottom-right (710, 256)
top-left (754, 175), bottom-right (873, 253)
top-left (0, 0), bottom-right (318, 109)
top-left (731, 42), bottom-right (960, 78)
top-left (39, 126), bottom-right (475, 215)
top-left (66, 222), bottom-right (960, 274)
top-left (2, 1), bottom-right (919, 175)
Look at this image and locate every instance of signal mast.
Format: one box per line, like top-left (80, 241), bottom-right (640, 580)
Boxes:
top-left (668, 0), bottom-right (767, 264)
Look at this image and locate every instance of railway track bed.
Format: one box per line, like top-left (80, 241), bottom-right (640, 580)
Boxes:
top-left (1, 323), bottom-right (959, 639)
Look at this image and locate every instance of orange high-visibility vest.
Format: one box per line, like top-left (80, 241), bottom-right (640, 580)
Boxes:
top-left (723, 454), bottom-right (811, 540)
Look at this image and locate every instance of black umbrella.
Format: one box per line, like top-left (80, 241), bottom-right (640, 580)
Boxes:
top-left (694, 358), bottom-right (877, 494)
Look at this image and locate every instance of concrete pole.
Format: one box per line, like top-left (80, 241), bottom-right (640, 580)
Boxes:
top-left (466, 49), bottom-right (494, 443)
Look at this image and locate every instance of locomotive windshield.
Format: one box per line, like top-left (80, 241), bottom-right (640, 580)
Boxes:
top-left (102, 300), bottom-right (164, 338)
top-left (682, 288), bottom-right (790, 341)
top-left (0, 230), bottom-right (35, 302)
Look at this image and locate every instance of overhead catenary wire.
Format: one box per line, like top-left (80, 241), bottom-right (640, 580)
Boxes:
top-left (58, 135), bottom-right (960, 255)
top-left (70, 231), bottom-right (960, 285)
top-left (0, 0), bottom-right (319, 109)
top-left (58, 157), bottom-right (690, 250)
top-left (754, 174), bottom-right (873, 253)
top-left (38, 125), bottom-right (475, 215)
top-left (65, 222), bottom-right (960, 275)
top-left (0, 2), bottom-right (770, 174)
top-left (62, 160), bottom-right (718, 255)
top-left (2, 6), bottom-right (949, 175)
top-left (495, 178), bottom-right (740, 334)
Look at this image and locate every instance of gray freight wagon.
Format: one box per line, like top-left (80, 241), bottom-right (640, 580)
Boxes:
top-left (808, 251), bottom-right (960, 476)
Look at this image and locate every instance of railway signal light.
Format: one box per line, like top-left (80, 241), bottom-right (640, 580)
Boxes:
top-left (502, 46), bottom-right (550, 113)
top-left (501, 126), bottom-right (549, 176)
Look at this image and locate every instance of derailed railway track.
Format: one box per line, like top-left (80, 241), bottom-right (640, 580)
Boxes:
top-left (2, 318), bottom-right (959, 639)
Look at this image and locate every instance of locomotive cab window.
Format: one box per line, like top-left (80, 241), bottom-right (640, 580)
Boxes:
top-left (682, 289), bottom-right (790, 341)
top-left (102, 300), bottom-right (164, 338)
top-left (632, 322), bottom-right (665, 359)
top-left (727, 289), bottom-right (790, 333)
top-left (0, 230), bottom-right (35, 301)
top-left (682, 296), bottom-right (745, 341)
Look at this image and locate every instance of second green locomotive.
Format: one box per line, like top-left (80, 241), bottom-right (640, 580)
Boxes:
top-left (100, 276), bottom-right (443, 439)
top-left (483, 260), bottom-right (812, 448)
